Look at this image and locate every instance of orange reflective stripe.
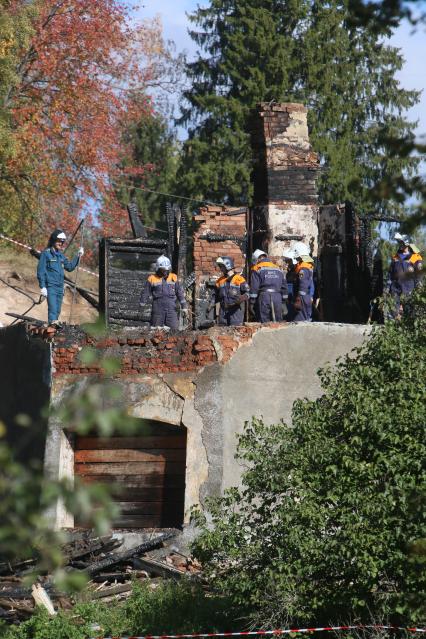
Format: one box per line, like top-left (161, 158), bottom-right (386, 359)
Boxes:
top-left (252, 261), bottom-right (278, 271)
top-left (295, 262), bottom-right (313, 274)
top-left (149, 272), bottom-right (178, 284)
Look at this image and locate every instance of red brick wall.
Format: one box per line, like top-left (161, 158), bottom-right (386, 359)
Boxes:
top-left (193, 205), bottom-right (246, 279)
top-left (53, 325), bottom-right (262, 376)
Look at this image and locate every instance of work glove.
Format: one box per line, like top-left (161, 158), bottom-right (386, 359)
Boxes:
top-left (78, 247), bottom-right (84, 257)
top-left (40, 287), bottom-right (48, 297)
top-left (181, 307), bottom-right (189, 316)
top-left (282, 301), bottom-right (288, 316)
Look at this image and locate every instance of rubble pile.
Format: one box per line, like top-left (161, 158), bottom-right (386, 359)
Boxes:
top-left (0, 529), bottom-right (201, 625)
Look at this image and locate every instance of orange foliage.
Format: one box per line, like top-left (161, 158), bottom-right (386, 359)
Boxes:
top-left (5, 0), bottom-right (163, 249)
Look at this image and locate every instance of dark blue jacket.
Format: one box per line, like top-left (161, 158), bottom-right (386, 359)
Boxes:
top-left (249, 261), bottom-right (288, 301)
top-left (215, 273), bottom-right (249, 306)
top-left (294, 262), bottom-right (314, 297)
top-left (140, 273), bottom-right (187, 307)
top-left (389, 252), bottom-right (423, 296)
top-left (37, 248), bottom-right (80, 289)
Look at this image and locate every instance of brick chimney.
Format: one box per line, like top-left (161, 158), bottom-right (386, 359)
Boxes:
top-left (251, 103), bottom-right (320, 262)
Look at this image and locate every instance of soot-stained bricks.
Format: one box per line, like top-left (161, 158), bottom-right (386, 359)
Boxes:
top-left (192, 205), bottom-right (247, 328)
top-left (52, 324), bottom-right (261, 377)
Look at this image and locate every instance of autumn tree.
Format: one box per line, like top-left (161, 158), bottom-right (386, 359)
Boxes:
top-left (0, 1), bottom-right (173, 247)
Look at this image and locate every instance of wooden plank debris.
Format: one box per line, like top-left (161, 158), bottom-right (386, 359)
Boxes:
top-left (31, 584), bottom-right (56, 615)
top-left (0, 529), bottom-right (202, 627)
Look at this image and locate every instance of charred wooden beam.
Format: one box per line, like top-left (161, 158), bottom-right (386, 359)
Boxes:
top-left (85, 531), bottom-right (175, 577)
top-left (5, 312), bottom-right (44, 324)
top-left (199, 232), bottom-right (247, 252)
top-left (177, 205), bottom-right (188, 280)
top-left (109, 247), bottom-right (166, 255)
top-left (166, 202), bottom-right (176, 261)
top-left (107, 238), bottom-right (168, 248)
top-left (275, 234), bottom-right (304, 241)
top-left (127, 201), bottom-right (147, 238)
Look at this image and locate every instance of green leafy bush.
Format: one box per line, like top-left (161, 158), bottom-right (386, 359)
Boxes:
top-left (192, 286), bottom-right (426, 627)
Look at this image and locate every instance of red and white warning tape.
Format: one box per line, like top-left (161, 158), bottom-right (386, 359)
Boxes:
top-left (94, 625), bottom-right (426, 639)
top-left (0, 233), bottom-right (99, 278)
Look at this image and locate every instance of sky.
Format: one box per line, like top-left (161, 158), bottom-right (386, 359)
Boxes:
top-left (136, 0), bottom-right (426, 143)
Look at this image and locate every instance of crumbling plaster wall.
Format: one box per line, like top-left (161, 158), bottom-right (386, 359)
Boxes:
top-left (45, 322), bottom-right (371, 529)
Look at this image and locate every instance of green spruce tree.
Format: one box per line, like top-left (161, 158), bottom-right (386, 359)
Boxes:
top-left (178, 0), bottom-right (420, 213)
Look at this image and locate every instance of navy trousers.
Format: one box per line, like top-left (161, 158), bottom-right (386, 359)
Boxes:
top-left (151, 301), bottom-right (179, 329)
top-left (256, 291), bottom-right (283, 323)
top-left (218, 304), bottom-right (244, 326)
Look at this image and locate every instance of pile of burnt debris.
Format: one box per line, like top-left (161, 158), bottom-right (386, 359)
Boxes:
top-left (0, 529), bottom-right (201, 625)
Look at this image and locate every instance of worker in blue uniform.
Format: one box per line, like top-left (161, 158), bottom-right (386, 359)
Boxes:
top-left (283, 247), bottom-right (297, 320)
top-left (388, 233), bottom-right (423, 318)
top-left (214, 256), bottom-right (249, 326)
top-left (249, 249), bottom-right (288, 322)
top-left (292, 242), bottom-right (314, 322)
top-left (140, 255), bottom-right (187, 329)
top-left (37, 229), bottom-right (83, 325)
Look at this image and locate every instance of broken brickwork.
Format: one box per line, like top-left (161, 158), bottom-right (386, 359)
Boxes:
top-left (53, 324), bottom-right (260, 376)
top-left (192, 205), bottom-right (247, 328)
top-left (250, 102), bottom-right (320, 263)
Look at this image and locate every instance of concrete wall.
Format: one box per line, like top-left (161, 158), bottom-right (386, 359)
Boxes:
top-left (219, 323), bottom-right (369, 489)
top-left (44, 322), bottom-right (371, 529)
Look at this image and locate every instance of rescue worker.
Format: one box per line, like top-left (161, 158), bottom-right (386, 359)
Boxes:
top-left (249, 249), bottom-right (288, 322)
top-left (214, 256), bottom-right (249, 326)
top-left (388, 232), bottom-right (423, 318)
top-left (292, 242), bottom-right (314, 322)
top-left (282, 247), bottom-right (297, 320)
top-left (140, 255), bottom-right (188, 329)
top-left (37, 229), bottom-right (84, 325)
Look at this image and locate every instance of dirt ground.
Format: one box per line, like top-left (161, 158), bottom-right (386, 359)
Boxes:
top-left (0, 246), bottom-right (98, 326)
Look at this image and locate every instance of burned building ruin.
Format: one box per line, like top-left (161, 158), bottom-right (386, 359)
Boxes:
top-left (0, 102), bottom-right (383, 533)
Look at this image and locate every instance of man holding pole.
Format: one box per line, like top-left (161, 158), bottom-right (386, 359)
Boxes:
top-left (37, 229), bottom-right (84, 325)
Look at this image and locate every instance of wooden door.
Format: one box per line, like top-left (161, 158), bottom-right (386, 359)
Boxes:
top-left (74, 424), bottom-right (186, 528)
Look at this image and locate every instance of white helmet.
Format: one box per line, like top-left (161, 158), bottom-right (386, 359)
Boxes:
top-left (409, 243), bottom-right (420, 254)
top-left (216, 256), bottom-right (234, 271)
top-left (252, 249), bottom-right (267, 264)
top-left (292, 242), bottom-right (311, 260)
top-left (283, 248), bottom-right (296, 264)
top-left (156, 255), bottom-right (172, 271)
top-left (57, 232), bottom-right (67, 241)
top-left (394, 232), bottom-right (410, 245)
